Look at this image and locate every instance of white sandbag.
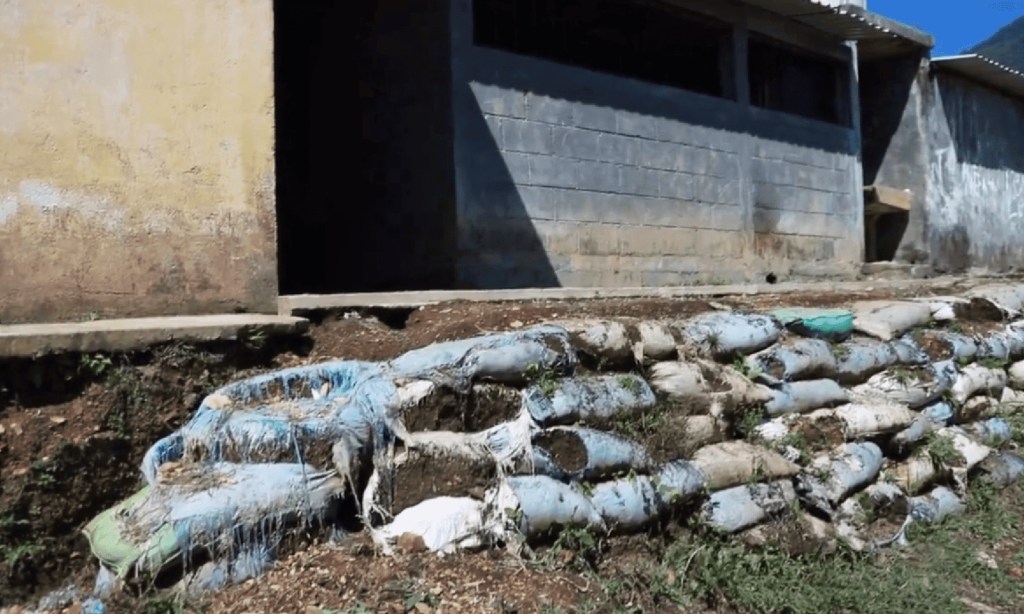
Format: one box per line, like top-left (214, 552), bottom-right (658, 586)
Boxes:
top-left (910, 486), bottom-right (965, 523)
top-left (531, 427), bottom-right (654, 481)
top-left (739, 512), bottom-right (836, 553)
top-left (673, 415), bottom-right (729, 450)
top-left (372, 497), bottom-right (495, 555)
top-left (910, 296), bottom-right (970, 322)
top-left (678, 312), bottom-right (782, 358)
top-left (690, 441), bottom-right (800, 491)
top-left (832, 339), bottom-right (898, 384)
top-left (975, 452), bottom-right (1024, 488)
top-left (764, 379), bottom-right (848, 417)
top-left (702, 481), bottom-right (797, 534)
top-left (951, 364), bottom-right (1007, 404)
top-left (759, 402), bottom-right (914, 444)
top-left (636, 321), bottom-right (678, 360)
top-left (936, 426), bottom-right (992, 470)
top-left (852, 361), bottom-right (956, 409)
top-left (745, 339), bottom-right (837, 383)
top-left (1007, 360), bottom-right (1024, 389)
top-left (888, 455), bottom-right (940, 495)
top-left (796, 442), bottom-right (884, 515)
top-left (954, 396), bottom-right (1000, 424)
top-left (501, 476), bottom-right (605, 537)
top-left (890, 415), bottom-right (937, 451)
top-left (588, 461), bottom-right (705, 531)
top-left (647, 361), bottom-right (705, 398)
top-left (851, 301), bottom-right (933, 341)
top-left (524, 374), bottom-right (656, 426)
top-left (554, 319), bottom-right (635, 366)
top-left (964, 283), bottom-right (1024, 317)
top-left (1001, 386), bottom-right (1024, 407)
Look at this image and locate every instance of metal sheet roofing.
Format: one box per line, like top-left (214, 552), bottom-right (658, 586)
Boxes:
top-left (931, 54), bottom-right (1024, 100)
top-left (739, 0), bottom-right (934, 58)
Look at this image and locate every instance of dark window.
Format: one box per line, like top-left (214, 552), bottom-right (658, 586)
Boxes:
top-left (473, 0), bottom-right (733, 99)
top-left (748, 36), bottom-right (850, 126)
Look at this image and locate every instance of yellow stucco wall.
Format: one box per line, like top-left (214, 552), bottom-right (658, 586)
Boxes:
top-left (0, 0), bottom-right (277, 323)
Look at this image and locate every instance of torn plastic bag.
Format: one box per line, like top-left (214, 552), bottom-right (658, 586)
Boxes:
top-left (587, 461), bottom-right (704, 532)
top-left (177, 546), bottom-right (273, 596)
top-left (910, 486), bottom-right (965, 523)
top-left (389, 325), bottom-right (577, 386)
top-left (954, 395), bottom-right (1000, 424)
top-left (501, 476), bottom-right (605, 537)
top-left (554, 319), bottom-right (636, 367)
top-left (702, 480), bottom-right (797, 534)
top-left (853, 361), bottom-right (956, 409)
top-left (1007, 360), bottom-right (1024, 389)
top-left (371, 496), bottom-right (495, 555)
top-left (636, 321), bottom-right (679, 361)
top-left (758, 402), bottom-right (915, 445)
top-left (974, 452), bottom-right (1024, 488)
top-left (84, 463), bottom-right (346, 580)
top-left (690, 440), bottom-right (800, 491)
top-left (964, 283), bottom-right (1024, 317)
top-left (648, 361), bottom-right (772, 417)
top-left (1002, 386), bottom-right (1024, 408)
top-left (888, 338), bottom-right (931, 365)
top-left (964, 418), bottom-right (1012, 446)
top-left (745, 339), bottom-right (837, 383)
top-left (890, 402), bottom-right (953, 451)
top-left (851, 301), bottom-right (933, 341)
top-left (888, 455), bottom-right (941, 495)
top-left (531, 426), bottom-right (653, 481)
top-left (764, 379), bottom-right (848, 417)
top-left (524, 374), bottom-right (656, 426)
top-left (910, 296), bottom-right (970, 322)
top-left (771, 308), bottom-right (854, 342)
top-left (678, 312), bottom-right (782, 358)
top-left (796, 442), bottom-right (884, 515)
top-left (935, 426), bottom-right (992, 470)
top-left (908, 330), bottom-right (978, 362)
top-left (832, 339), bottom-right (898, 385)
top-left (950, 364), bottom-right (1006, 404)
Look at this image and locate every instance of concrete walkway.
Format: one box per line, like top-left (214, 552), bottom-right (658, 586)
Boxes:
top-left (277, 275), bottom-right (977, 315)
top-left (0, 314), bottom-right (308, 358)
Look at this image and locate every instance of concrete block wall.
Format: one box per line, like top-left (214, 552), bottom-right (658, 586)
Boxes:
top-left (450, 0), bottom-right (862, 289)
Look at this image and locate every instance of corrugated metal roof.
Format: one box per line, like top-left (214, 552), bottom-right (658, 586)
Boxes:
top-left (739, 0), bottom-right (933, 58)
top-left (931, 54), bottom-right (1024, 100)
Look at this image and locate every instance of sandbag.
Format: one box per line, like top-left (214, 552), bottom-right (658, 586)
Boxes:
top-left (177, 547), bottom-right (273, 596)
top-left (909, 486), bottom-right (965, 523)
top-left (764, 379), bottom-right (848, 417)
top-left (524, 374), bottom-right (656, 426)
top-left (678, 312), bottom-right (782, 358)
top-left (690, 441), bottom-right (800, 491)
top-left (646, 361), bottom-right (705, 398)
top-left (554, 319), bottom-right (635, 367)
top-left (954, 395), bottom-right (1000, 424)
top-left (635, 321), bottom-right (679, 361)
top-left (922, 400), bottom-right (956, 426)
top-left (888, 338), bottom-right (931, 365)
top-left (1008, 360), bottom-right (1024, 389)
top-left (371, 496), bottom-right (495, 555)
top-left (974, 452), bottom-right (1024, 488)
top-left (672, 415), bottom-right (729, 451)
top-left (757, 402), bottom-right (915, 444)
top-left (84, 463), bottom-right (346, 580)
top-left (910, 296), bottom-right (969, 322)
top-left (908, 330), bottom-right (978, 362)
top-left (964, 283), bottom-right (1024, 317)
top-left (1001, 386), bottom-right (1024, 407)
top-left (701, 481), bottom-right (797, 534)
top-left (389, 325), bottom-right (578, 385)
top-left (964, 418), bottom-right (1012, 446)
top-left (531, 426), bottom-right (653, 481)
top-left (501, 476), bottom-right (605, 537)
top-left (771, 308), bottom-right (854, 342)
top-left (935, 426), bottom-right (992, 470)
top-left (832, 339), bottom-right (898, 384)
top-left (588, 461), bottom-right (704, 531)
top-left (739, 512), bottom-right (837, 555)
top-left (745, 339), bottom-right (837, 383)
top-left (851, 301), bottom-right (933, 341)
top-left (950, 364), bottom-right (1006, 404)
top-left (853, 361), bottom-right (956, 409)
top-left (974, 330), bottom-right (1024, 361)
top-left (888, 455), bottom-right (940, 495)
top-left (796, 442), bottom-right (884, 515)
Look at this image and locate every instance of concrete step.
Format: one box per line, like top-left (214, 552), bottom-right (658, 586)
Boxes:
top-left (0, 314), bottom-right (309, 358)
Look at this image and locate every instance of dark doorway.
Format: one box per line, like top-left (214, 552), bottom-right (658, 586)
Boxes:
top-left (273, 0), bottom-right (457, 296)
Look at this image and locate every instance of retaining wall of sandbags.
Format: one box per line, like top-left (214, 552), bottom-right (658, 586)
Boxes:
top-left (78, 285), bottom-right (1024, 612)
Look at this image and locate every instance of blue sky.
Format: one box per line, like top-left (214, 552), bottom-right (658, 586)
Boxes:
top-left (869, 0), bottom-right (1024, 55)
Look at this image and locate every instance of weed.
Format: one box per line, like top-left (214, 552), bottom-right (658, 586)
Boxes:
top-left (735, 407), bottom-right (765, 440)
top-left (611, 401), bottom-right (666, 439)
top-left (544, 526), bottom-right (604, 572)
top-left (402, 590), bottom-right (440, 611)
top-left (79, 353), bottom-right (114, 378)
top-left (320, 605), bottom-right (374, 614)
top-left (830, 343), bottom-right (849, 360)
top-left (1, 541), bottom-right (40, 568)
top-left (979, 357), bottom-right (1009, 370)
top-left (617, 373), bottom-right (643, 394)
top-left (732, 353), bottom-right (760, 379)
top-left (704, 330), bottom-right (722, 354)
top-left (240, 327), bottom-right (269, 351)
top-left (890, 366), bottom-right (915, 385)
top-left (776, 432), bottom-right (812, 465)
top-left (948, 321), bottom-right (963, 334)
top-left (927, 433), bottom-right (963, 467)
top-left (30, 459), bottom-right (58, 488)
top-left (525, 363), bottom-right (560, 398)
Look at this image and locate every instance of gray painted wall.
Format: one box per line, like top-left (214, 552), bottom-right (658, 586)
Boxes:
top-left (927, 72), bottom-right (1024, 273)
top-left (449, 0), bottom-right (863, 288)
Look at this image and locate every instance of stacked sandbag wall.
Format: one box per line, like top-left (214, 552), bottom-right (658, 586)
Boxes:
top-left (78, 284), bottom-right (1024, 611)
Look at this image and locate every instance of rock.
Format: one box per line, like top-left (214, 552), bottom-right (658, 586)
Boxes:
top-left (396, 532), bottom-right (428, 553)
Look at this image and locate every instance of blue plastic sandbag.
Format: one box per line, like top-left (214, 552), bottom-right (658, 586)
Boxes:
top-left (702, 480), bottom-right (797, 534)
top-left (531, 426), bottom-right (654, 481)
top-left (764, 379), bottom-right (848, 417)
top-left (524, 374), bottom-right (656, 426)
top-left (679, 312), bottom-right (782, 358)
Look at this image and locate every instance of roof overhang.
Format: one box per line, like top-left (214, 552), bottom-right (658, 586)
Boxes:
top-left (931, 54), bottom-right (1024, 100)
top-left (739, 0), bottom-right (934, 59)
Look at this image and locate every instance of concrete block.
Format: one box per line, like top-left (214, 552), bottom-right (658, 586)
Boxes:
top-left (616, 110), bottom-right (659, 139)
top-left (528, 154), bottom-right (577, 188)
top-left (533, 220), bottom-right (580, 254)
top-left (484, 114), bottom-right (503, 144)
top-left (526, 93), bottom-right (573, 125)
top-left (512, 186), bottom-right (562, 221)
top-left (786, 236), bottom-right (836, 261)
top-left (753, 208), bottom-right (846, 238)
top-left (640, 199), bottom-right (745, 231)
top-left (555, 270), bottom-right (603, 287)
top-left (619, 167), bottom-right (661, 197)
top-left (560, 192), bottom-right (643, 225)
top-left (752, 184), bottom-right (840, 215)
top-left (641, 271), bottom-right (693, 286)
top-left (502, 119), bottom-right (553, 154)
top-left (577, 223), bottom-right (621, 256)
top-left (706, 152), bottom-right (741, 180)
top-left (500, 151), bottom-right (532, 185)
top-left (694, 178), bottom-right (742, 206)
top-left (618, 225), bottom-right (696, 257)
top-left (636, 140), bottom-right (683, 172)
top-left (573, 103), bottom-right (618, 132)
top-left (552, 126), bottom-right (601, 160)
top-left (567, 254), bottom-right (622, 274)
top-left (694, 229), bottom-right (745, 259)
top-left (472, 83), bottom-right (526, 118)
top-left (577, 160), bottom-right (621, 193)
top-left (656, 170), bottom-right (695, 200)
top-left (596, 133), bottom-right (639, 165)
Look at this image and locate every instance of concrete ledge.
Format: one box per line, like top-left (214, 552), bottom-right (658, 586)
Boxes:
top-left (0, 314), bottom-right (309, 358)
top-left (278, 276), bottom-right (973, 314)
